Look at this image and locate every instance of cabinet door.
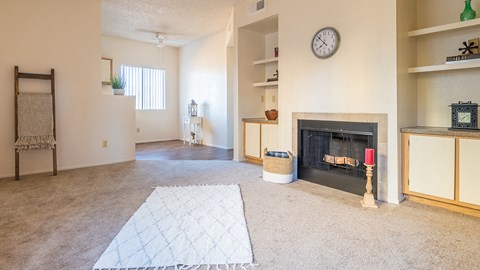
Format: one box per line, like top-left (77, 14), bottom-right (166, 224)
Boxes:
top-left (244, 122), bottom-right (261, 159)
top-left (459, 138), bottom-right (480, 206)
top-left (261, 124), bottom-right (278, 159)
top-left (409, 135), bottom-right (455, 200)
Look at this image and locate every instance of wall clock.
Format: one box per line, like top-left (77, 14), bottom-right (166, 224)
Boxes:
top-left (449, 101), bottom-right (478, 130)
top-left (311, 27), bottom-right (341, 59)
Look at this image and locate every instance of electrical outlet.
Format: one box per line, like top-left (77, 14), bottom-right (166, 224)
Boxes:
top-left (261, 96), bottom-right (264, 103)
top-left (137, 128), bottom-right (140, 133)
top-left (102, 140), bottom-right (108, 148)
top-left (272, 95), bottom-right (276, 102)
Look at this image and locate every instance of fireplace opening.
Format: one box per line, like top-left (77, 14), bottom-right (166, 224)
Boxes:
top-left (297, 120), bottom-right (378, 198)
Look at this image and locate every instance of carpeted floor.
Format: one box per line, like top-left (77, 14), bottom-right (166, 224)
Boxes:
top-left (1, 160), bottom-right (479, 269)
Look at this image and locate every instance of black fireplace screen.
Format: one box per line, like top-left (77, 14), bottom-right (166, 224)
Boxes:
top-left (301, 130), bottom-right (369, 177)
top-left (298, 120), bottom-right (377, 197)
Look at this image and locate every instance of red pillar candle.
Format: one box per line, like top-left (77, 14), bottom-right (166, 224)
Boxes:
top-left (365, 148), bottom-right (375, 165)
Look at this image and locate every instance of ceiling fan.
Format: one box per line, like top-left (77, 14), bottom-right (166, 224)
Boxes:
top-left (138, 29), bottom-right (187, 48)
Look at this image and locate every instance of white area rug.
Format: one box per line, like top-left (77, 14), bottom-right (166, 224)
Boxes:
top-left (93, 185), bottom-right (255, 270)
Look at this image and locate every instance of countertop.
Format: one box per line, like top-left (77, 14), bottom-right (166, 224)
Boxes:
top-left (400, 126), bottom-right (480, 138)
top-left (242, 118), bottom-right (278, 124)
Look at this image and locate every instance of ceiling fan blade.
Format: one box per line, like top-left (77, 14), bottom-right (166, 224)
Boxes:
top-left (137, 28), bottom-right (187, 38)
top-left (137, 29), bottom-right (161, 34)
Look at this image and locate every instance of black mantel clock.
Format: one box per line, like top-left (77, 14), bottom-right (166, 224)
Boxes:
top-left (450, 101), bottom-right (479, 130)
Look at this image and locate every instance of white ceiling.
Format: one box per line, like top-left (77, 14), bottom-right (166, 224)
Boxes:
top-left (102, 0), bottom-right (241, 47)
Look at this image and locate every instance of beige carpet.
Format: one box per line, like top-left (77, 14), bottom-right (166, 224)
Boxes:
top-left (1, 160), bottom-right (479, 269)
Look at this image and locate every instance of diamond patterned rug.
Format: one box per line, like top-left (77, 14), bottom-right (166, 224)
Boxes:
top-left (92, 185), bottom-right (255, 270)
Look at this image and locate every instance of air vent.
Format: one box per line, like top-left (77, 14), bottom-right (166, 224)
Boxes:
top-left (248, 0), bottom-right (266, 16)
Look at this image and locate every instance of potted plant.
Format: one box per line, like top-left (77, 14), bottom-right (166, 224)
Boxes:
top-left (111, 74), bottom-right (126, 95)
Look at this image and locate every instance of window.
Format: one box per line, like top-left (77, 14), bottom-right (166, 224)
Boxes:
top-left (121, 65), bottom-right (165, 110)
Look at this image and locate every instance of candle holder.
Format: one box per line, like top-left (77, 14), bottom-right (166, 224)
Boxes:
top-left (361, 163), bottom-right (378, 208)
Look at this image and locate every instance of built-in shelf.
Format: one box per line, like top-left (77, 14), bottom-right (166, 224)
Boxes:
top-left (253, 57), bottom-right (279, 65)
top-left (408, 18), bottom-right (480, 37)
top-left (253, 81), bottom-right (278, 87)
top-left (408, 61), bottom-right (480, 73)
top-left (408, 18), bottom-right (480, 73)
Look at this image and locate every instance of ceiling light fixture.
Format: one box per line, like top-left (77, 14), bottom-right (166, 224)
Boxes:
top-left (157, 40), bottom-right (165, 48)
top-left (156, 33), bottom-right (166, 48)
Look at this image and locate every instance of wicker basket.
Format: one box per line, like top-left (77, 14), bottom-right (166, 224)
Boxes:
top-left (263, 148), bottom-right (293, 183)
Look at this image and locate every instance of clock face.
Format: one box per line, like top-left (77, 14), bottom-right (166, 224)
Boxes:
top-left (312, 27), bottom-right (341, 59)
top-left (458, 112), bottom-right (471, 123)
top-left (450, 102), bottom-right (478, 129)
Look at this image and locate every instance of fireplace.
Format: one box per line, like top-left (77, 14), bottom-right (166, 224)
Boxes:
top-left (297, 120), bottom-right (378, 197)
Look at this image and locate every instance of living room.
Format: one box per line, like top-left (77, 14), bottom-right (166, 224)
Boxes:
top-left (1, 0), bottom-right (480, 269)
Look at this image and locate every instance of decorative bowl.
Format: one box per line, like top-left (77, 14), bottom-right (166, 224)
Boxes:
top-left (265, 109), bottom-right (278, 120)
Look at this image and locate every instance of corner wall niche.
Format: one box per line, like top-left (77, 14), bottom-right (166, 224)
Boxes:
top-left (396, 0), bottom-right (480, 215)
top-left (238, 15), bottom-right (279, 161)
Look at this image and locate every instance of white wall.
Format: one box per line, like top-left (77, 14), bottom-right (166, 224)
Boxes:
top-left (179, 31), bottom-right (232, 149)
top-left (0, 0), bottom-right (135, 178)
top-left (234, 0), bottom-right (400, 203)
top-left (227, 47), bottom-right (235, 149)
top-left (102, 35), bottom-right (179, 143)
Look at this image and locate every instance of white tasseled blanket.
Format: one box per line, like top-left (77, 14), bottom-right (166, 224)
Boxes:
top-left (15, 93), bottom-right (56, 152)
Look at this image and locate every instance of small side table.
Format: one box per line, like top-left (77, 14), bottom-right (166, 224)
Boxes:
top-left (183, 116), bottom-right (202, 145)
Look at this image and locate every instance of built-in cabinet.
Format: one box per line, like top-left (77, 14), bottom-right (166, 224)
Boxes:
top-left (398, 3), bottom-right (480, 217)
top-left (243, 120), bottom-right (278, 162)
top-left (402, 128), bottom-right (480, 215)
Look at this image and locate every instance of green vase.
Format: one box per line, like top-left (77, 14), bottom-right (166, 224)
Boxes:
top-left (460, 0), bottom-right (477, 21)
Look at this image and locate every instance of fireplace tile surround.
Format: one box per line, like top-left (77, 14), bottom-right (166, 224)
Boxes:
top-left (293, 113), bottom-right (388, 202)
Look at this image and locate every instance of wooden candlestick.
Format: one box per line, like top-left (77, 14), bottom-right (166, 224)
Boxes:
top-left (361, 163), bottom-right (378, 208)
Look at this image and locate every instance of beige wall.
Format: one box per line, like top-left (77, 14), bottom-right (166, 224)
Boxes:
top-left (264, 32), bottom-right (279, 111)
top-left (234, 0), bottom-right (400, 203)
top-left (0, 0), bottom-right (135, 177)
top-left (102, 35), bottom-right (180, 143)
top-left (396, 0), bottom-right (418, 201)
top-left (179, 31), bottom-right (232, 149)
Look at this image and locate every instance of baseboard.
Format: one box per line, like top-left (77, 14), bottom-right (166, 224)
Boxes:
top-left (0, 157), bottom-right (135, 179)
top-left (201, 143), bottom-right (232, 150)
top-left (406, 194), bottom-right (480, 218)
top-left (136, 138), bottom-right (179, 144)
top-left (59, 158), bottom-right (135, 171)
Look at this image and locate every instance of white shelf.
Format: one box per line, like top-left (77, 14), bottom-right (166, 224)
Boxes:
top-left (408, 18), bottom-right (480, 37)
top-left (253, 81), bottom-right (278, 87)
top-left (408, 61), bottom-right (480, 73)
top-left (253, 57), bottom-right (279, 65)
